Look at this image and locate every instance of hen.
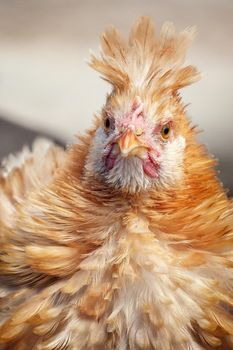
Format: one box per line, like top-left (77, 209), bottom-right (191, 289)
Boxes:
top-left (0, 17), bottom-right (233, 350)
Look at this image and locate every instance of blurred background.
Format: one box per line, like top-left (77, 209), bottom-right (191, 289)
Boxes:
top-left (0, 0), bottom-right (232, 192)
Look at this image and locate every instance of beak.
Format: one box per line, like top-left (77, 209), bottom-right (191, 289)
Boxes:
top-left (117, 129), bottom-right (149, 158)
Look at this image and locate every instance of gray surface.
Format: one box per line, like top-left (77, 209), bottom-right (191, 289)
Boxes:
top-left (216, 158), bottom-right (232, 197)
top-left (0, 117), bottom-right (63, 160)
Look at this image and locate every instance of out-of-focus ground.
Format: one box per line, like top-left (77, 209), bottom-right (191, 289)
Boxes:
top-left (0, 0), bottom-right (232, 192)
top-left (0, 117), bottom-right (63, 161)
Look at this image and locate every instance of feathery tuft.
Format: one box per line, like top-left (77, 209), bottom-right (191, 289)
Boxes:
top-left (89, 16), bottom-right (200, 92)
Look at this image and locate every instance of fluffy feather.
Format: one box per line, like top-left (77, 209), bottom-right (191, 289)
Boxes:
top-left (90, 16), bottom-right (200, 92)
top-left (0, 17), bottom-right (233, 350)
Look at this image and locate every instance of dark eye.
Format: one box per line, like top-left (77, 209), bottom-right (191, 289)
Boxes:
top-left (161, 123), bottom-right (171, 140)
top-left (104, 118), bottom-right (111, 129)
top-left (104, 117), bottom-right (115, 131)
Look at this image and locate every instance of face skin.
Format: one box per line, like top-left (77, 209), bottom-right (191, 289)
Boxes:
top-left (85, 95), bottom-right (186, 193)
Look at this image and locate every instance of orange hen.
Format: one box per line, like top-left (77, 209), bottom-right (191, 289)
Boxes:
top-left (0, 17), bottom-right (233, 350)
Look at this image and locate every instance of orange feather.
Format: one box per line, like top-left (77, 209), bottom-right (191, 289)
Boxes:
top-left (0, 17), bottom-right (232, 350)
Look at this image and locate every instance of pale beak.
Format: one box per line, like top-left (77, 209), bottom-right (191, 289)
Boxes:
top-left (117, 129), bottom-right (149, 159)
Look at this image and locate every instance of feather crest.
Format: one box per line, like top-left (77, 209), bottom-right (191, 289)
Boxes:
top-left (90, 16), bottom-right (200, 92)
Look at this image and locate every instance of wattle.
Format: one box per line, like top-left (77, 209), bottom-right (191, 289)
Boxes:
top-left (143, 155), bottom-right (159, 178)
top-left (105, 145), bottom-right (117, 170)
top-left (105, 145), bottom-right (159, 178)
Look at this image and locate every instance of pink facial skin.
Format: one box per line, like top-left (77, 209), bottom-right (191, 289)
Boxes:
top-left (104, 97), bottom-right (161, 178)
top-left (142, 153), bottom-right (160, 178)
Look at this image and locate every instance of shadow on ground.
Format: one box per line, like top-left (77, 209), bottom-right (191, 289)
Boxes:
top-left (0, 117), bottom-right (64, 160)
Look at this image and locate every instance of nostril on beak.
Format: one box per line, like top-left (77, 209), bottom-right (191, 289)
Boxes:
top-left (117, 129), bottom-right (149, 158)
top-left (135, 128), bottom-right (144, 136)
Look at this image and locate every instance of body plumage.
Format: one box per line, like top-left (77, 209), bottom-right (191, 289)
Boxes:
top-left (0, 17), bottom-right (233, 350)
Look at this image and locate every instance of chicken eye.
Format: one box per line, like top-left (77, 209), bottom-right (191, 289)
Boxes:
top-left (104, 117), bottom-right (115, 131)
top-left (161, 124), bottom-right (171, 139)
top-left (104, 118), bottom-right (110, 129)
